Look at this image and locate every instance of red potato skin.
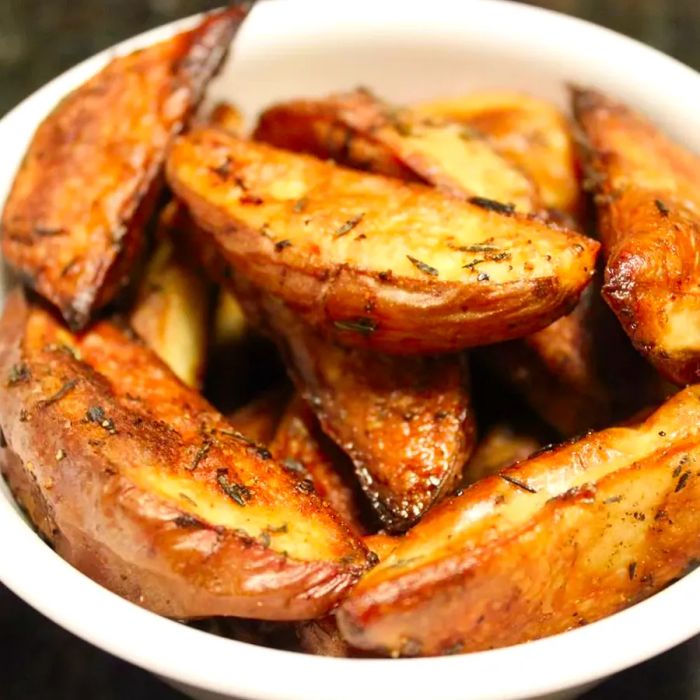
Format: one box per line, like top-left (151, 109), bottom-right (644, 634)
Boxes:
top-left (0, 7), bottom-right (248, 329)
top-left (0, 291), bottom-right (368, 620)
top-left (573, 88), bottom-right (700, 385)
top-left (337, 386), bottom-right (700, 655)
top-left (166, 129), bottom-right (599, 354)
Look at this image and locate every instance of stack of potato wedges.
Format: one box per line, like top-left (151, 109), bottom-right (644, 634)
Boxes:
top-left (1, 6), bottom-right (699, 659)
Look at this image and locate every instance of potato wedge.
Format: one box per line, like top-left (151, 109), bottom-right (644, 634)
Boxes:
top-left (254, 88), bottom-right (539, 211)
top-left (244, 290), bottom-right (475, 530)
top-left (573, 88), bottom-right (700, 385)
top-left (129, 203), bottom-right (211, 388)
top-left (461, 422), bottom-right (543, 486)
top-left (0, 7), bottom-right (248, 329)
top-left (0, 290), bottom-right (368, 620)
top-left (270, 394), bottom-right (369, 535)
top-left (417, 91), bottom-right (582, 218)
top-left (167, 129), bottom-right (599, 353)
top-left (480, 280), bottom-right (665, 436)
top-left (337, 385), bottom-right (700, 655)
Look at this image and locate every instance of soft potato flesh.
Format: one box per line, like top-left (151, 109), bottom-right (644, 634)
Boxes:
top-left (270, 394), bottom-right (368, 535)
top-left (337, 385), bottom-right (700, 655)
top-left (167, 129), bottom-right (599, 353)
top-left (0, 7), bottom-right (247, 329)
top-left (0, 291), bottom-right (368, 620)
top-left (254, 88), bottom-right (539, 212)
top-left (417, 90), bottom-right (582, 218)
top-left (129, 204), bottom-right (211, 388)
top-left (573, 88), bottom-right (700, 385)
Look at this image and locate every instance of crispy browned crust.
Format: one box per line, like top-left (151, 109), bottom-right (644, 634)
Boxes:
top-left (254, 89), bottom-right (539, 211)
top-left (167, 129), bottom-right (599, 354)
top-left (0, 7), bottom-right (248, 329)
top-left (0, 290), bottom-right (368, 620)
top-left (337, 385), bottom-right (700, 655)
top-left (238, 287), bottom-right (475, 531)
top-left (417, 91), bottom-right (583, 219)
top-left (573, 88), bottom-right (700, 385)
top-left (270, 395), bottom-right (369, 535)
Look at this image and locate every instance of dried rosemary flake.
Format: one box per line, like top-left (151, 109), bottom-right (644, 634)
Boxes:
top-left (469, 196), bottom-right (516, 216)
top-left (406, 255), bottom-right (439, 277)
top-left (655, 199), bottom-right (670, 217)
top-left (333, 317), bottom-right (377, 335)
top-left (7, 363), bottom-right (30, 387)
top-left (500, 473), bottom-right (537, 494)
top-left (39, 379), bottom-right (78, 407)
top-left (188, 440), bottom-right (212, 471)
top-left (216, 471), bottom-right (251, 506)
top-left (274, 239), bottom-right (292, 252)
top-left (293, 196), bottom-right (309, 213)
top-left (333, 213), bottom-right (364, 238)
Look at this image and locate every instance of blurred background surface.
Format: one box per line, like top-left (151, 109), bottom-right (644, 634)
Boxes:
top-left (0, 0), bottom-right (699, 698)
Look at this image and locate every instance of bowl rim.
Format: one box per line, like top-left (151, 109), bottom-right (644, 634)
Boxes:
top-left (1, 1), bottom-right (699, 699)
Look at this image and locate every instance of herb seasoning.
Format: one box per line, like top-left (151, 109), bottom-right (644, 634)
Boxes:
top-left (39, 379), bottom-right (78, 407)
top-left (7, 363), bottom-right (30, 387)
top-left (333, 213), bottom-right (364, 238)
top-left (406, 255), bottom-right (439, 277)
top-left (655, 199), bottom-right (670, 217)
top-left (469, 196), bottom-right (516, 216)
top-left (500, 473), bottom-right (537, 494)
top-left (216, 470), bottom-right (251, 506)
top-left (334, 317), bottom-right (377, 335)
top-left (188, 440), bottom-right (212, 471)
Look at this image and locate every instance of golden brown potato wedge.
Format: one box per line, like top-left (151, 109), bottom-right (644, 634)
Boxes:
top-left (0, 290), bottom-right (368, 620)
top-left (417, 91), bottom-right (582, 218)
top-left (167, 129), bottom-right (599, 354)
top-left (270, 395), bottom-right (369, 535)
top-left (243, 290), bottom-right (475, 531)
top-left (573, 88), bottom-right (700, 385)
top-left (0, 7), bottom-right (247, 330)
top-left (254, 88), bottom-right (539, 211)
top-left (129, 205), bottom-right (211, 388)
top-left (337, 385), bottom-right (700, 655)
top-left (461, 422), bottom-right (543, 486)
top-left (480, 280), bottom-right (666, 436)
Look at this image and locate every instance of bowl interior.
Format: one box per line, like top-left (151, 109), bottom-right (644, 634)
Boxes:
top-left (0, 2), bottom-right (699, 700)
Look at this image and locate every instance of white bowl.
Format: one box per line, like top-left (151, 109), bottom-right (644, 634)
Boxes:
top-left (1, 2), bottom-right (699, 699)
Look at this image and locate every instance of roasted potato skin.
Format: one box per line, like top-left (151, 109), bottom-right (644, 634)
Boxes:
top-left (270, 395), bottom-right (369, 535)
top-left (254, 89), bottom-right (539, 211)
top-left (337, 385), bottom-right (700, 655)
top-left (0, 7), bottom-right (247, 329)
top-left (241, 289), bottom-right (475, 531)
top-left (0, 291), bottom-right (368, 620)
top-left (167, 129), bottom-right (599, 354)
top-left (417, 91), bottom-right (582, 219)
top-left (573, 88), bottom-right (700, 385)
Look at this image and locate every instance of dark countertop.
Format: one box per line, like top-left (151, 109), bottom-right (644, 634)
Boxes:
top-left (1, 1), bottom-right (699, 698)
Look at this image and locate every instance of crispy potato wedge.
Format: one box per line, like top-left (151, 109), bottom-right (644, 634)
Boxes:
top-left (270, 394), bottom-right (369, 535)
top-left (0, 7), bottom-right (247, 329)
top-left (573, 88), bottom-right (700, 385)
top-left (167, 129), bottom-right (599, 353)
top-left (246, 291), bottom-right (475, 530)
top-left (417, 91), bottom-right (582, 218)
top-left (480, 280), bottom-right (665, 436)
top-left (0, 290), bottom-right (368, 620)
top-left (461, 422), bottom-right (543, 486)
top-left (337, 385), bottom-right (700, 655)
top-left (129, 204), bottom-right (211, 388)
top-left (254, 88), bottom-right (539, 211)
